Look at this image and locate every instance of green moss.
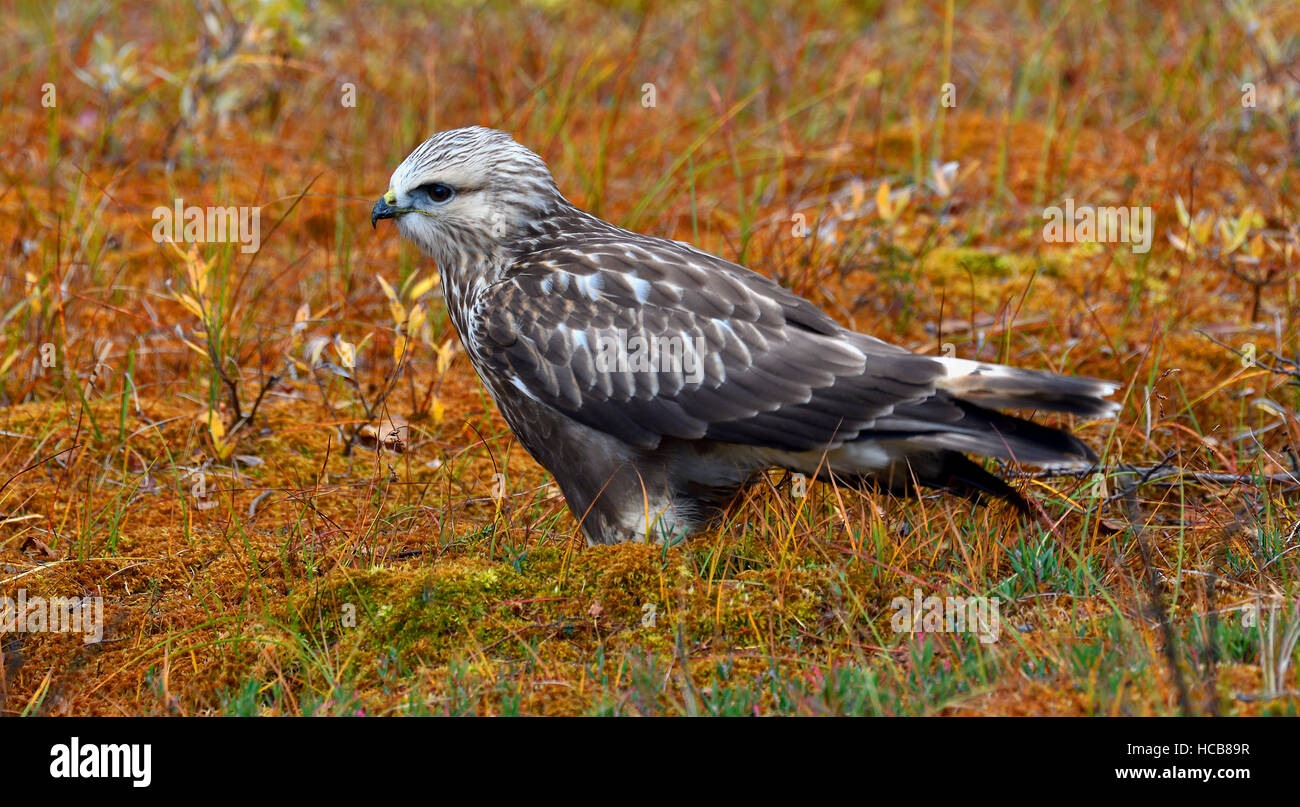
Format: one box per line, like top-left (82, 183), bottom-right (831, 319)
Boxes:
top-left (289, 542), bottom-right (849, 699)
top-left (924, 247), bottom-right (1028, 282)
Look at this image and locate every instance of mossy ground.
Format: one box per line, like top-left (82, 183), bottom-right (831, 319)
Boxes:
top-left (1, 0), bottom-right (1298, 715)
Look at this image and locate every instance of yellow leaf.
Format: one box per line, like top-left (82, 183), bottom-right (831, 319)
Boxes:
top-left (377, 275), bottom-right (405, 323)
top-left (407, 273), bottom-right (439, 300)
top-left (208, 410), bottom-right (233, 460)
top-left (893, 188), bottom-right (911, 216)
top-left (292, 302), bottom-right (311, 346)
top-left (24, 272), bottom-right (43, 315)
top-left (1233, 207), bottom-right (1253, 245)
top-left (181, 338), bottom-right (209, 359)
top-left (209, 411), bottom-right (225, 441)
top-left (0, 350), bottom-right (19, 376)
top-left (183, 246), bottom-right (213, 299)
top-left (333, 335), bottom-right (356, 370)
top-left (848, 180), bottom-right (867, 212)
top-left (376, 274), bottom-right (399, 303)
top-left (1190, 214), bottom-right (1214, 245)
top-left (1248, 233), bottom-right (1266, 259)
top-left (430, 396), bottom-right (445, 424)
top-left (876, 181), bottom-right (892, 220)
top-left (436, 338), bottom-right (457, 375)
top-left (175, 293), bottom-right (205, 320)
top-left (1174, 194), bottom-right (1190, 229)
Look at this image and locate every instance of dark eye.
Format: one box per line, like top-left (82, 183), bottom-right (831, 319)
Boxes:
top-left (420, 183), bottom-right (455, 203)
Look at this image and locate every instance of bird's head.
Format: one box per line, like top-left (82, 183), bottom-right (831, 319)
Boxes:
top-left (372, 126), bottom-right (563, 270)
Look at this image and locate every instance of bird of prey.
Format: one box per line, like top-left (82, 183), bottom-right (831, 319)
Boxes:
top-left (372, 126), bottom-right (1118, 545)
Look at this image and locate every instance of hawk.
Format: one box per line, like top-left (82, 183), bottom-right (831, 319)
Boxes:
top-left (372, 127), bottom-right (1118, 545)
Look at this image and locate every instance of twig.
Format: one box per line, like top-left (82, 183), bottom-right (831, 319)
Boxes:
top-left (1200, 330), bottom-right (1300, 386)
top-left (1011, 463), bottom-right (1300, 491)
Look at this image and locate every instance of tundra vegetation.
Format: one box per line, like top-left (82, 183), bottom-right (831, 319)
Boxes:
top-left (0, 0), bottom-right (1297, 716)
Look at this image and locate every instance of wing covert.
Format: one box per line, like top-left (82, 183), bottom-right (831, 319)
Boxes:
top-left (469, 237), bottom-right (945, 451)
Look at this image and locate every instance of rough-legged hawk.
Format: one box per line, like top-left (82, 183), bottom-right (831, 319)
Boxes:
top-left (372, 126), bottom-right (1118, 545)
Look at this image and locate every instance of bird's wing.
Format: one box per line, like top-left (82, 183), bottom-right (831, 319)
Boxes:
top-left (468, 235), bottom-right (947, 452)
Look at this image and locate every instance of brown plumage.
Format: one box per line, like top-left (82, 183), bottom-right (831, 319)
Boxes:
top-left (373, 127), bottom-right (1118, 544)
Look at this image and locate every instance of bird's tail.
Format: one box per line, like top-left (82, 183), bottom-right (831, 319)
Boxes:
top-left (829, 355), bottom-right (1119, 512)
top-left (932, 356), bottom-right (1120, 418)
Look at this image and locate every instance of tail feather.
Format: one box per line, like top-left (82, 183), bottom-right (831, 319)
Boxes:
top-left (869, 396), bottom-right (1100, 468)
top-left (933, 357), bottom-right (1120, 417)
top-left (917, 398), bottom-right (1099, 466)
top-left (761, 357), bottom-right (1118, 514)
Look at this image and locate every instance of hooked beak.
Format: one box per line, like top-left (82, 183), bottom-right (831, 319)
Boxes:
top-left (371, 189), bottom-right (399, 229)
